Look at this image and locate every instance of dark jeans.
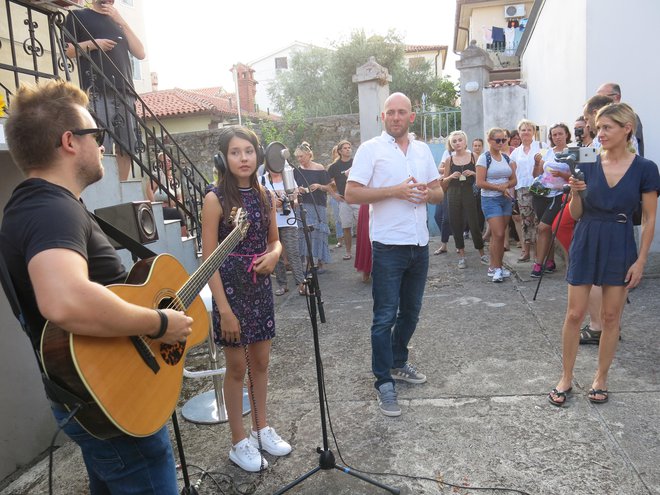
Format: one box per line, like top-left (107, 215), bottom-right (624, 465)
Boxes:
top-left (434, 195), bottom-right (452, 243)
top-left (52, 407), bottom-right (178, 495)
top-left (448, 185), bottom-right (484, 250)
top-left (370, 242), bottom-right (429, 389)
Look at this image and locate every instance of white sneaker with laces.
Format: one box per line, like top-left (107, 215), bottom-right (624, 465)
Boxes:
top-left (488, 267), bottom-right (511, 278)
top-left (229, 438), bottom-right (268, 472)
top-left (249, 426), bottom-right (292, 456)
top-left (492, 268), bottom-right (504, 283)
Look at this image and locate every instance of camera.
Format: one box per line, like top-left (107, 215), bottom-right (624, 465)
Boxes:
top-left (280, 195), bottom-right (291, 216)
top-left (554, 146), bottom-right (597, 166)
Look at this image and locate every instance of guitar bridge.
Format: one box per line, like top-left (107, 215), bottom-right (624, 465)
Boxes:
top-left (130, 336), bottom-right (160, 374)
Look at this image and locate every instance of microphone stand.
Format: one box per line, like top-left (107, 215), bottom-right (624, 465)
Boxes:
top-left (533, 184), bottom-right (572, 300)
top-left (273, 199), bottom-right (399, 495)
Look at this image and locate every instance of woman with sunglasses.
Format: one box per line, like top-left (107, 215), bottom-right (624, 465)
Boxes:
top-left (509, 119), bottom-right (544, 262)
top-left (549, 103), bottom-right (659, 406)
top-left (293, 142), bottom-right (332, 273)
top-left (476, 128), bottom-right (517, 283)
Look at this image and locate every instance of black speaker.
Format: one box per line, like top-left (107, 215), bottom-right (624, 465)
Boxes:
top-left (95, 201), bottom-right (159, 249)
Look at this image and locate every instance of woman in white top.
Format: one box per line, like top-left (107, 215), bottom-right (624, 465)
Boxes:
top-left (530, 123), bottom-right (572, 278)
top-left (509, 119), bottom-right (542, 261)
top-left (476, 128), bottom-right (517, 283)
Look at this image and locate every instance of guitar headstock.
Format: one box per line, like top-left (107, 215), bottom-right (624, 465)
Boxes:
top-left (230, 208), bottom-right (250, 238)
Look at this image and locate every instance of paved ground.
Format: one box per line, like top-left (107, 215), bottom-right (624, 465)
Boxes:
top-left (2, 240), bottom-right (660, 495)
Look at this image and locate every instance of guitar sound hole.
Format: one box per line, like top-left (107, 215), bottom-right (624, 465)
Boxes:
top-left (156, 297), bottom-right (186, 365)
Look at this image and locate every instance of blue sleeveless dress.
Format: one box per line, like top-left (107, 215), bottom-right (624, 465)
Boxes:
top-left (567, 155), bottom-right (660, 286)
top-left (210, 186), bottom-right (275, 346)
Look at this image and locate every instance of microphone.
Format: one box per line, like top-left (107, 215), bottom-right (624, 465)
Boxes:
top-left (264, 142), bottom-right (298, 202)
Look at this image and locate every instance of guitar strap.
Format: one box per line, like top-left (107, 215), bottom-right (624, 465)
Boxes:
top-left (92, 212), bottom-right (158, 260)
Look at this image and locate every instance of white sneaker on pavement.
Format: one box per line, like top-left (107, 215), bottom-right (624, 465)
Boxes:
top-left (229, 438), bottom-right (268, 472)
top-left (249, 426), bottom-right (292, 456)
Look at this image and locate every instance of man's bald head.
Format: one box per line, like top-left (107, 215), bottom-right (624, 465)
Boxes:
top-left (596, 82), bottom-right (621, 103)
top-left (382, 92), bottom-right (415, 140)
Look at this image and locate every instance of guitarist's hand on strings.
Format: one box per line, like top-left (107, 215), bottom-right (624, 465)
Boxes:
top-left (155, 309), bottom-right (194, 345)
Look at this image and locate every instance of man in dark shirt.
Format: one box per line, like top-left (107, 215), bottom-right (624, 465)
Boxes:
top-left (64, 0), bottom-right (145, 181)
top-left (1, 79), bottom-right (192, 494)
top-left (328, 140), bottom-right (359, 260)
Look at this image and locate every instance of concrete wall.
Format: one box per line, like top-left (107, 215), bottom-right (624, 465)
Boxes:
top-left (522, 0), bottom-right (660, 250)
top-left (520, 0), bottom-right (588, 127)
top-left (483, 84), bottom-right (528, 138)
top-left (173, 114), bottom-right (361, 181)
top-left (0, 142), bottom-right (60, 481)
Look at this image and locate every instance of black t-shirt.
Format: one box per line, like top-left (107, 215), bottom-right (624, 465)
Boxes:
top-left (293, 168), bottom-right (330, 205)
top-left (327, 158), bottom-right (353, 197)
top-left (0, 179), bottom-right (126, 349)
top-left (64, 9), bottom-right (133, 91)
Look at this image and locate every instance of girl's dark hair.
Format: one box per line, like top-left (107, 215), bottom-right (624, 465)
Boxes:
top-left (216, 125), bottom-right (271, 226)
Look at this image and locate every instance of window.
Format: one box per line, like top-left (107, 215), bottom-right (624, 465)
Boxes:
top-left (130, 54), bottom-right (142, 81)
top-left (274, 57), bottom-right (288, 70)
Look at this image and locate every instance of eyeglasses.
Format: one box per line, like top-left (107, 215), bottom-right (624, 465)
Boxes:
top-left (56, 128), bottom-right (106, 147)
top-left (491, 138), bottom-right (507, 144)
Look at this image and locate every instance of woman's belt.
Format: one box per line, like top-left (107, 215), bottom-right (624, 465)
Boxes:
top-left (582, 212), bottom-right (629, 223)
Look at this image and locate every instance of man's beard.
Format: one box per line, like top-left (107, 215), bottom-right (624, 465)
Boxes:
top-left (78, 158), bottom-right (104, 188)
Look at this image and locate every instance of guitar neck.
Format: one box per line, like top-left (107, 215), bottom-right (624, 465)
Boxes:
top-left (176, 227), bottom-right (245, 308)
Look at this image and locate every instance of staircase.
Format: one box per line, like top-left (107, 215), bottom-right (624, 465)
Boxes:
top-left (82, 155), bottom-right (200, 274)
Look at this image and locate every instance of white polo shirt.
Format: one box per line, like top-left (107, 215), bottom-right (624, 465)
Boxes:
top-left (350, 132), bottom-right (440, 246)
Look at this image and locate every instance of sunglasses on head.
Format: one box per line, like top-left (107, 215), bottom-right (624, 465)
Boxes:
top-left (56, 128), bottom-right (106, 147)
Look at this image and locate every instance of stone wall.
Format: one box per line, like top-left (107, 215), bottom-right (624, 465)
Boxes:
top-left (172, 114), bottom-right (361, 181)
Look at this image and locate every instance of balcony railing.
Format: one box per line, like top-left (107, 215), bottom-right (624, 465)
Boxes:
top-left (0, 0), bottom-right (209, 249)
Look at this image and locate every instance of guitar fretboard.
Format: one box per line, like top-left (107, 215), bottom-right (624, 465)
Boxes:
top-left (176, 219), bottom-right (248, 308)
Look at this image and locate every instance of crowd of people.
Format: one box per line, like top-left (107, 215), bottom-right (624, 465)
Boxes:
top-left (1, 62), bottom-right (658, 495)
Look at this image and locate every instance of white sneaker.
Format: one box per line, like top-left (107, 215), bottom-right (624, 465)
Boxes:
top-left (249, 426), bottom-right (292, 456)
top-left (229, 438), bottom-right (268, 472)
top-left (492, 268), bottom-right (504, 283)
top-left (488, 267), bottom-right (511, 278)
top-left (457, 258), bottom-right (467, 269)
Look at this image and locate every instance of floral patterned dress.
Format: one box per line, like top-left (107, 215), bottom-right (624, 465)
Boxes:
top-left (210, 186), bottom-right (275, 346)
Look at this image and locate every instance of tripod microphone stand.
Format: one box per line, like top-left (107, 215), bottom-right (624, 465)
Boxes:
top-left (273, 201), bottom-right (399, 495)
top-left (533, 184), bottom-right (572, 300)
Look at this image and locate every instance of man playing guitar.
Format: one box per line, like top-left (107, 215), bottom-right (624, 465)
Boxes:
top-left (0, 80), bottom-right (192, 494)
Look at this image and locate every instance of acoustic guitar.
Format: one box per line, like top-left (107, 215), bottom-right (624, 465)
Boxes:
top-left (40, 209), bottom-right (249, 439)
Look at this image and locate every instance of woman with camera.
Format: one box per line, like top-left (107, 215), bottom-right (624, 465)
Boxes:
top-left (548, 103), bottom-right (659, 406)
top-left (262, 169), bottom-right (306, 296)
top-left (529, 123), bottom-right (572, 278)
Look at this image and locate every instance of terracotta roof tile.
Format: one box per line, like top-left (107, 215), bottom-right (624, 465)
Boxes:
top-left (138, 87), bottom-right (276, 120)
top-left (486, 79), bottom-right (525, 88)
top-left (405, 44), bottom-right (448, 53)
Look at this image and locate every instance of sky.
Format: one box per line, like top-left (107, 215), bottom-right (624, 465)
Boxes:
top-left (142, 0), bottom-right (458, 91)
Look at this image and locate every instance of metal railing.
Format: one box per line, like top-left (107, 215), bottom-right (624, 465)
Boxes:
top-left (1, 0), bottom-right (209, 248)
top-left (416, 107), bottom-right (461, 143)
